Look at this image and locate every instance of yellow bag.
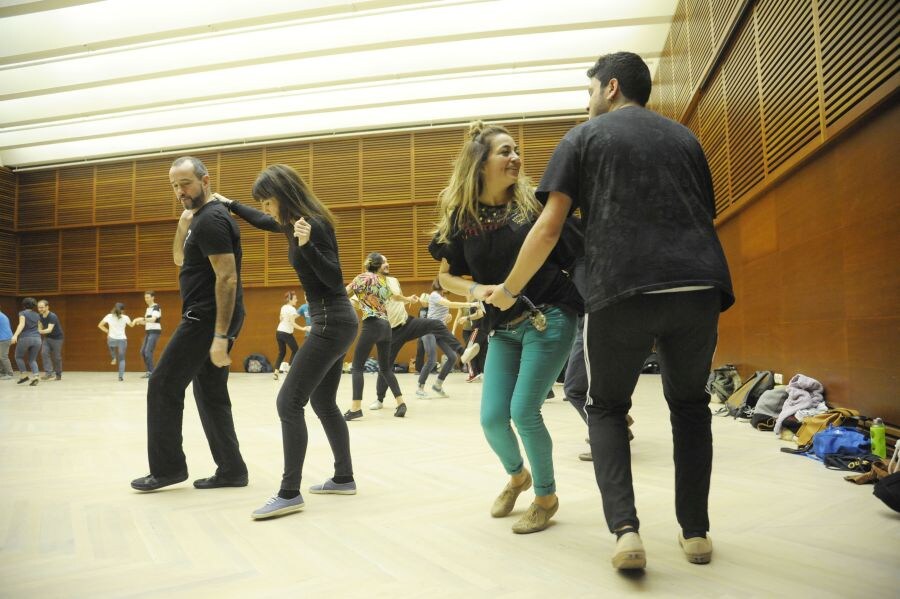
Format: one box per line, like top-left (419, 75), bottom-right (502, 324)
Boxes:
top-left (795, 408), bottom-right (859, 446)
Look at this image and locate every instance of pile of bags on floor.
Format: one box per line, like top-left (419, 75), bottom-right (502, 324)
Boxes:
top-left (707, 365), bottom-right (900, 513)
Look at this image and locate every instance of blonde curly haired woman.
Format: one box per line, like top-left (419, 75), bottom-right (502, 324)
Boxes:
top-left (429, 121), bottom-right (583, 534)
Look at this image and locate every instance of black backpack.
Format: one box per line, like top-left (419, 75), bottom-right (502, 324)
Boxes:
top-left (705, 364), bottom-right (741, 403)
top-left (873, 472), bottom-right (900, 513)
top-left (244, 353), bottom-right (273, 373)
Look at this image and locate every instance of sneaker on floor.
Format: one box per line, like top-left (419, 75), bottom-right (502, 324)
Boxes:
top-left (612, 531), bottom-right (646, 570)
top-left (415, 388), bottom-right (428, 398)
top-left (369, 400), bottom-right (383, 410)
top-left (193, 474), bottom-right (248, 489)
top-left (273, 371), bottom-right (279, 380)
top-left (118, 376), bottom-right (124, 381)
top-left (131, 471), bottom-right (189, 492)
top-left (394, 403), bottom-right (407, 418)
top-left (465, 373), bottom-right (477, 383)
top-left (578, 451), bottom-right (593, 461)
top-left (140, 372), bottom-right (151, 379)
top-left (309, 478), bottom-right (357, 495)
top-left (252, 494), bottom-right (305, 519)
top-left (41, 373), bottom-right (54, 381)
top-left (431, 385), bottom-right (449, 398)
top-left (55, 375), bottom-right (62, 381)
top-left (0, 375), bottom-right (12, 380)
top-left (29, 378), bottom-right (39, 386)
top-left (17, 376), bottom-right (29, 385)
top-left (344, 409), bottom-right (363, 421)
top-left (678, 533), bottom-right (712, 564)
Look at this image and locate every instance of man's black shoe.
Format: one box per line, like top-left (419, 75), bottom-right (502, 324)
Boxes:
top-left (131, 471), bottom-right (188, 491)
top-left (193, 474), bottom-right (249, 489)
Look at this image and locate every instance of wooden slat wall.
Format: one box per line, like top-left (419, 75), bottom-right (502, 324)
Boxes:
top-left (818, 0), bottom-right (900, 129)
top-left (648, 0), bottom-right (898, 218)
top-left (756, 0), bottom-right (820, 173)
top-left (60, 228), bottom-right (97, 292)
top-left (12, 121), bottom-right (582, 298)
top-left (18, 231), bottom-right (58, 294)
top-left (17, 171), bottom-right (55, 230)
top-left (98, 225), bottom-right (135, 291)
top-left (220, 149), bottom-right (266, 286)
top-left (135, 157), bottom-right (177, 220)
top-left (723, 17), bottom-right (765, 202)
top-left (0, 167), bottom-right (15, 294)
top-left (57, 166), bottom-right (94, 226)
top-left (647, 0), bottom-right (899, 423)
top-left (136, 223), bottom-right (177, 290)
top-left (95, 163), bottom-right (134, 223)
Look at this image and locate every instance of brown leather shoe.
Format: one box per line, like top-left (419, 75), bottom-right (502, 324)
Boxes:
top-left (490, 469), bottom-right (532, 517)
top-left (511, 498), bottom-right (559, 534)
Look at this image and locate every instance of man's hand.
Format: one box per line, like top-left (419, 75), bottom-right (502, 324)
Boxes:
top-left (209, 337), bottom-right (231, 367)
top-left (485, 286), bottom-right (516, 311)
top-left (294, 218), bottom-right (311, 246)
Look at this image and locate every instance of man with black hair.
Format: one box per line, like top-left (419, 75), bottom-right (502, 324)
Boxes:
top-left (37, 299), bottom-right (64, 380)
top-left (130, 156), bottom-right (248, 492)
top-left (488, 51), bottom-right (733, 569)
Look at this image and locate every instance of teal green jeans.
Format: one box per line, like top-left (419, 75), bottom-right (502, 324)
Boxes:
top-left (480, 306), bottom-right (576, 496)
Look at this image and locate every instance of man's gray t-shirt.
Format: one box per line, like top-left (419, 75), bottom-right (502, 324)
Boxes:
top-left (537, 106), bottom-right (733, 313)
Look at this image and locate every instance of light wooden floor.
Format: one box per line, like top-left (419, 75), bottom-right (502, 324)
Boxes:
top-left (0, 371), bottom-right (897, 598)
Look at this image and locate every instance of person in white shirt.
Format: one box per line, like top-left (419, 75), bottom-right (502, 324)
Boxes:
top-left (97, 302), bottom-right (135, 381)
top-left (132, 290), bottom-right (162, 379)
top-left (415, 279), bottom-right (472, 398)
top-left (275, 291), bottom-right (310, 380)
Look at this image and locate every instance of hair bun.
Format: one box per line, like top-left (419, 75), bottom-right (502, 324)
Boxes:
top-left (468, 120), bottom-right (486, 140)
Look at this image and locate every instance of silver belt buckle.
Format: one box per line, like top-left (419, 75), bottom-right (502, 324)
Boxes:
top-left (529, 309), bottom-right (547, 332)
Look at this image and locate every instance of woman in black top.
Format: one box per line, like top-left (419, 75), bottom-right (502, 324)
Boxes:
top-left (215, 164), bottom-right (359, 520)
top-left (429, 121), bottom-right (582, 534)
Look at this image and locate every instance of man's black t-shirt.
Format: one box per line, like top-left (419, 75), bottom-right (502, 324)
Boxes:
top-left (179, 200), bottom-right (244, 332)
top-left (39, 312), bottom-right (64, 339)
top-left (537, 106), bottom-right (734, 313)
top-left (429, 203), bottom-right (583, 329)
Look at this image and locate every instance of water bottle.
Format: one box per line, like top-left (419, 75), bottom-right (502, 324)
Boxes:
top-left (870, 418), bottom-right (886, 459)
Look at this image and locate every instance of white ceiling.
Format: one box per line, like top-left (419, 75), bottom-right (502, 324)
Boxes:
top-left (0, 0), bottom-right (677, 168)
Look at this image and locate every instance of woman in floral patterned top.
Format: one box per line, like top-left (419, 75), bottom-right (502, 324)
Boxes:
top-left (345, 252), bottom-right (407, 419)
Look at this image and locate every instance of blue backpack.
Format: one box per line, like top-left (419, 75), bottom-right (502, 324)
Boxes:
top-left (812, 426), bottom-right (870, 461)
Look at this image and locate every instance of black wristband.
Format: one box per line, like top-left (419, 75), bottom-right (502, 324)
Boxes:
top-left (214, 333), bottom-right (231, 340)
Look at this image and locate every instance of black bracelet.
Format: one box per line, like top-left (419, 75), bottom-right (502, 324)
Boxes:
top-left (214, 333), bottom-right (231, 340)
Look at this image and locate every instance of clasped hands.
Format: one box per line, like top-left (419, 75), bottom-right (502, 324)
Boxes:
top-left (472, 282), bottom-right (517, 311)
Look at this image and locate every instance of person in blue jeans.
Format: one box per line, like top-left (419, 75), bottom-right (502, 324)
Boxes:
top-left (11, 297), bottom-right (43, 386)
top-left (429, 121), bottom-right (583, 534)
top-left (0, 306), bottom-right (15, 380)
top-left (97, 303), bottom-right (135, 381)
top-left (415, 278), bottom-right (471, 398)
